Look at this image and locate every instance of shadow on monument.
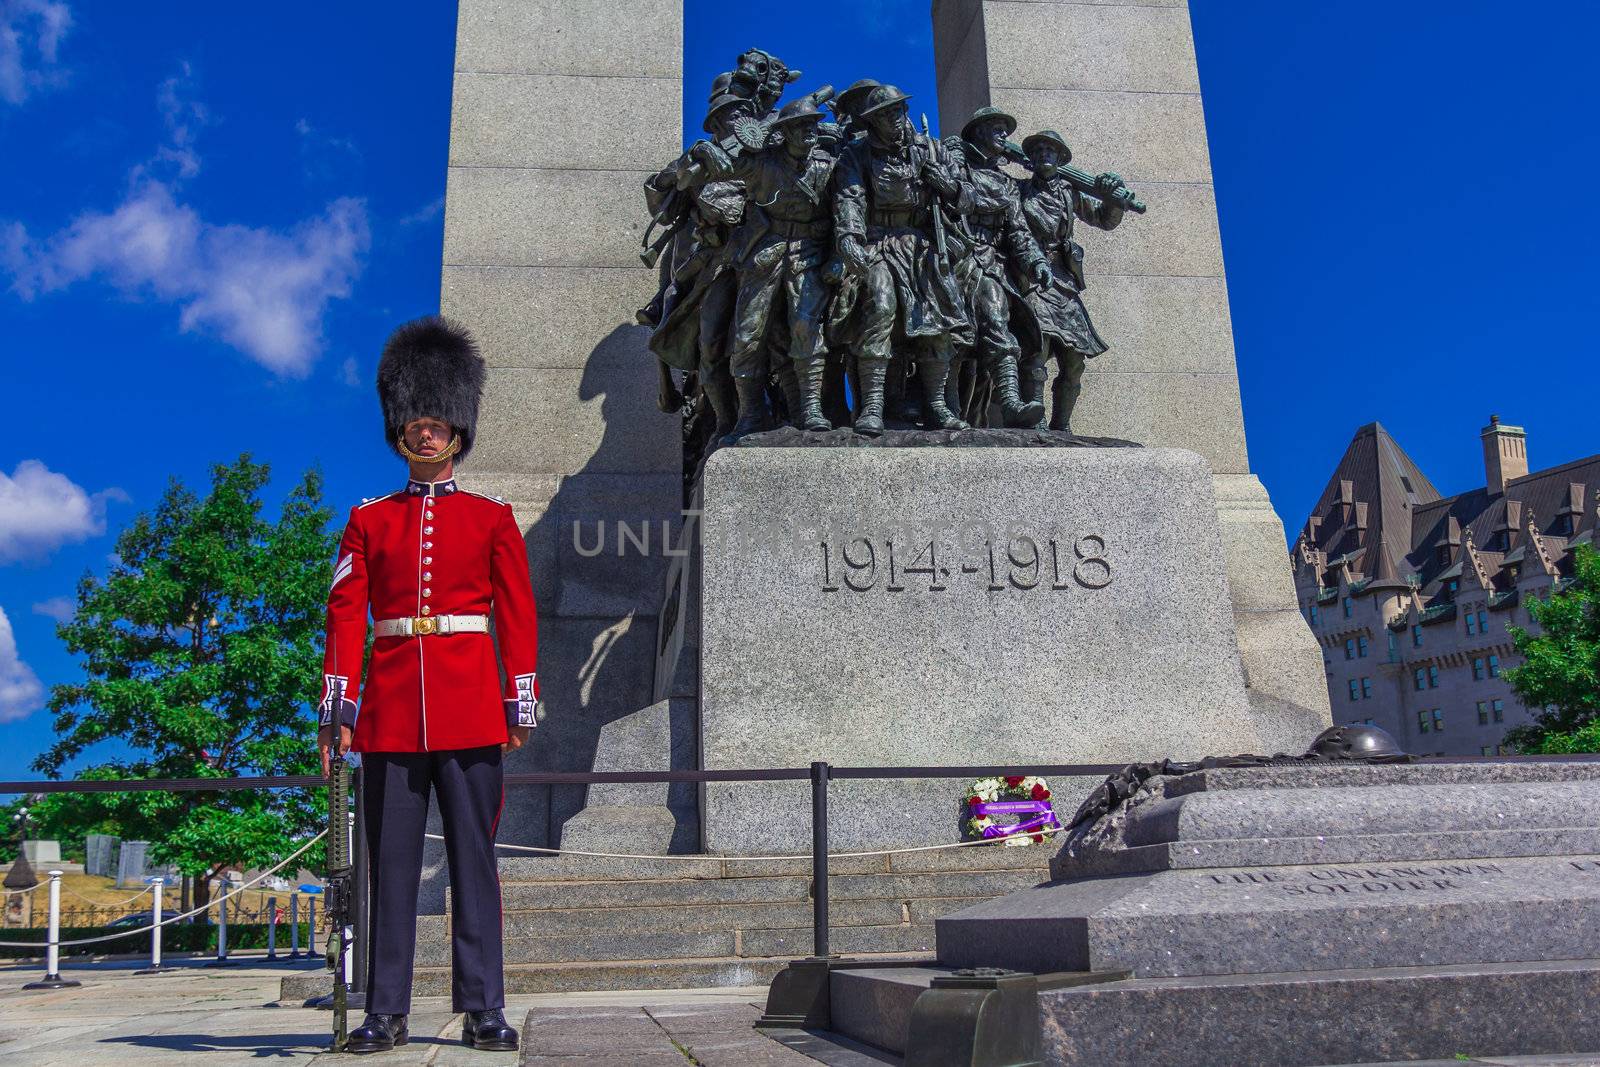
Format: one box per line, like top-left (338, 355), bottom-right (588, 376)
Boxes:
top-left (498, 322), bottom-right (699, 860)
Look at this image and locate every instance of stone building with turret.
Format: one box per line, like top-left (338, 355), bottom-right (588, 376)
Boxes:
top-left (1291, 417), bottom-right (1599, 755)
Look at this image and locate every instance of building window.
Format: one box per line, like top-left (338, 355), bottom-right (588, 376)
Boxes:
top-left (1358, 636), bottom-right (1369, 658)
top-left (1428, 666), bottom-right (1440, 688)
top-left (1309, 603), bottom-right (1319, 624)
top-left (1387, 633), bottom-right (1400, 662)
top-left (1466, 613), bottom-right (1477, 636)
top-left (1361, 678), bottom-right (1373, 699)
top-left (1343, 597), bottom-right (1353, 618)
top-left (1481, 745), bottom-right (1494, 756)
top-left (1488, 655), bottom-right (1501, 678)
top-left (1348, 679), bottom-right (1360, 702)
top-left (1345, 639), bottom-right (1355, 661)
top-left (1492, 699), bottom-right (1505, 723)
top-left (1414, 668), bottom-right (1427, 691)
top-left (1432, 709), bottom-right (1445, 731)
top-left (1417, 710), bottom-right (1431, 733)
top-left (1477, 700), bottom-right (1489, 725)
top-left (1473, 657), bottom-right (1485, 680)
top-left (1412, 624), bottom-right (1424, 648)
top-left (1477, 610), bottom-right (1488, 633)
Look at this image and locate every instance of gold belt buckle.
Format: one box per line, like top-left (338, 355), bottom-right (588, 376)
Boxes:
top-left (413, 616), bottom-right (438, 636)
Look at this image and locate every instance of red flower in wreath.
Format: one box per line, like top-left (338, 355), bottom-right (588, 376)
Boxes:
top-left (1004, 775), bottom-right (1024, 787)
top-left (1031, 833), bottom-right (1045, 844)
top-left (1031, 783), bottom-right (1050, 800)
top-left (967, 795), bottom-right (983, 808)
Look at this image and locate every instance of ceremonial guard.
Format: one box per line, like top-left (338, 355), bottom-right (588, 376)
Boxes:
top-left (318, 316), bottom-right (537, 1054)
top-left (949, 107), bottom-right (1053, 427)
top-left (1015, 129), bottom-right (1128, 431)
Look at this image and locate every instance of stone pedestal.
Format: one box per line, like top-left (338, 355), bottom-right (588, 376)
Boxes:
top-left (699, 441), bottom-right (1321, 854)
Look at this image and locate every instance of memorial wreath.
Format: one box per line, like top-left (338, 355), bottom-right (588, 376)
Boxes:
top-left (962, 775), bottom-right (1062, 845)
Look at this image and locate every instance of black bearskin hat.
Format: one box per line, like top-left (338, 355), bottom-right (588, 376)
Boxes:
top-left (377, 315), bottom-right (486, 461)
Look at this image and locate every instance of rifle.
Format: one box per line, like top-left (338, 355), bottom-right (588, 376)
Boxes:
top-left (1002, 140), bottom-right (1147, 214)
top-left (324, 675), bottom-right (353, 1051)
top-left (920, 113), bottom-right (948, 264)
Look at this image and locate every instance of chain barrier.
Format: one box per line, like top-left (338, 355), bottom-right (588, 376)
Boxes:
top-left (59, 883), bottom-right (154, 908)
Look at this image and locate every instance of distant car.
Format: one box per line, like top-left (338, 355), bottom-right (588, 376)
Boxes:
top-left (106, 912), bottom-right (154, 928)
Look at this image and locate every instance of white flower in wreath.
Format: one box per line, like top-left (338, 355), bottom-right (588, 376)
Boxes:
top-left (1020, 775), bottom-right (1043, 793)
top-left (970, 816), bottom-right (995, 832)
top-left (1002, 835), bottom-right (1033, 847)
top-left (973, 778), bottom-right (1001, 802)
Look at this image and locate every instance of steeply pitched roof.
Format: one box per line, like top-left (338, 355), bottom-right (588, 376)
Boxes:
top-left (1301, 422), bottom-right (1440, 584)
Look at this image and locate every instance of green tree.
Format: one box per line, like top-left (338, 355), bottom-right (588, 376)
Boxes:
top-left (31, 455), bottom-right (338, 907)
top-left (1504, 544), bottom-right (1600, 753)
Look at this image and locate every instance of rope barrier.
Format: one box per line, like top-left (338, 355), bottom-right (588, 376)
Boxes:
top-left (424, 820), bottom-right (1073, 863)
top-left (59, 884), bottom-right (154, 908)
top-left (0, 830), bottom-right (326, 949)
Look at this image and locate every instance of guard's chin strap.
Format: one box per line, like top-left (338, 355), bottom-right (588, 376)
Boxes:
top-left (396, 433), bottom-right (461, 465)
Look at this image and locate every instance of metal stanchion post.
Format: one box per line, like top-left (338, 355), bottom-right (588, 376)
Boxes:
top-left (22, 870), bottom-right (81, 990)
top-left (266, 895), bottom-right (278, 960)
top-left (811, 760), bottom-right (832, 959)
top-left (307, 893), bottom-right (318, 952)
top-left (134, 877), bottom-right (174, 975)
top-left (204, 876), bottom-right (235, 967)
top-left (755, 762), bottom-right (846, 1029)
top-left (289, 893), bottom-right (302, 958)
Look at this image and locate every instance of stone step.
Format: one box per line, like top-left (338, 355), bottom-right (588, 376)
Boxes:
top-left (1039, 958), bottom-right (1600, 1066)
top-left (495, 867), bottom-right (1045, 911)
top-left (423, 922), bottom-right (940, 967)
top-left (496, 895), bottom-right (906, 937)
top-left (490, 844), bottom-right (1049, 884)
top-left (937, 854), bottom-right (1600, 978)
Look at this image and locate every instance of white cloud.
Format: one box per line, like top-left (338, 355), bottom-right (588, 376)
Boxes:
top-left (0, 460), bottom-right (124, 563)
top-left (32, 596), bottom-right (72, 623)
top-left (1, 66), bottom-right (370, 376)
top-left (399, 195), bottom-right (444, 228)
top-left (0, 606), bottom-right (46, 723)
top-left (0, 0), bottom-right (70, 106)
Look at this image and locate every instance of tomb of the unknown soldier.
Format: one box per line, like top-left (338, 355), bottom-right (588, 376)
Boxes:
top-left (4, 1), bottom-right (1595, 1065)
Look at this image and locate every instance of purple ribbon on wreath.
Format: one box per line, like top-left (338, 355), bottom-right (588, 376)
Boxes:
top-left (971, 799), bottom-right (1061, 840)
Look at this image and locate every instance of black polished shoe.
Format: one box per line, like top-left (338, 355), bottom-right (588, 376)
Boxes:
top-left (347, 1012), bottom-right (409, 1054)
top-left (462, 1008), bottom-right (519, 1051)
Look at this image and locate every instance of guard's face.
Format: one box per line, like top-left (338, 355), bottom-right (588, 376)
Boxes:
top-left (867, 103), bottom-right (909, 149)
top-left (974, 118), bottom-right (1010, 157)
top-left (1028, 143), bottom-right (1063, 177)
top-left (404, 417), bottom-right (453, 458)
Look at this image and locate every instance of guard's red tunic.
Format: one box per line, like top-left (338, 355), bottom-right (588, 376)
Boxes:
top-left (320, 477), bottom-right (540, 753)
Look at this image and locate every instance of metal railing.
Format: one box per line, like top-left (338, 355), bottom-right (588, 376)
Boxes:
top-left (4, 752), bottom-right (1597, 986)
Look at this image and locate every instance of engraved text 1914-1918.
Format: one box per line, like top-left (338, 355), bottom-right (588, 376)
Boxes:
top-left (818, 533), bottom-right (1112, 592)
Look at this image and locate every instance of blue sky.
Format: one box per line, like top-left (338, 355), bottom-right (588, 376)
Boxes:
top-left (1, 1), bottom-right (1596, 779)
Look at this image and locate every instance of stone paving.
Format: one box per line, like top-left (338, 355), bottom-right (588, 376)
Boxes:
top-left (0, 956), bottom-right (812, 1065)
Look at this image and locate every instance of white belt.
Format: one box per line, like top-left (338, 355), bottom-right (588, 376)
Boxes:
top-left (374, 614), bottom-right (489, 638)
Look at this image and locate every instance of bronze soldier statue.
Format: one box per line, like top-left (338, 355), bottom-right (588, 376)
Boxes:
top-left (1014, 129), bottom-right (1132, 432)
top-left (948, 107), bottom-right (1053, 428)
top-left (831, 85), bottom-right (973, 435)
top-left (699, 97), bottom-right (841, 440)
top-left (647, 92), bottom-right (758, 439)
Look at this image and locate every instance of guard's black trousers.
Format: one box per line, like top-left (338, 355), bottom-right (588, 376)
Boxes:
top-left (364, 745), bottom-right (504, 1014)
